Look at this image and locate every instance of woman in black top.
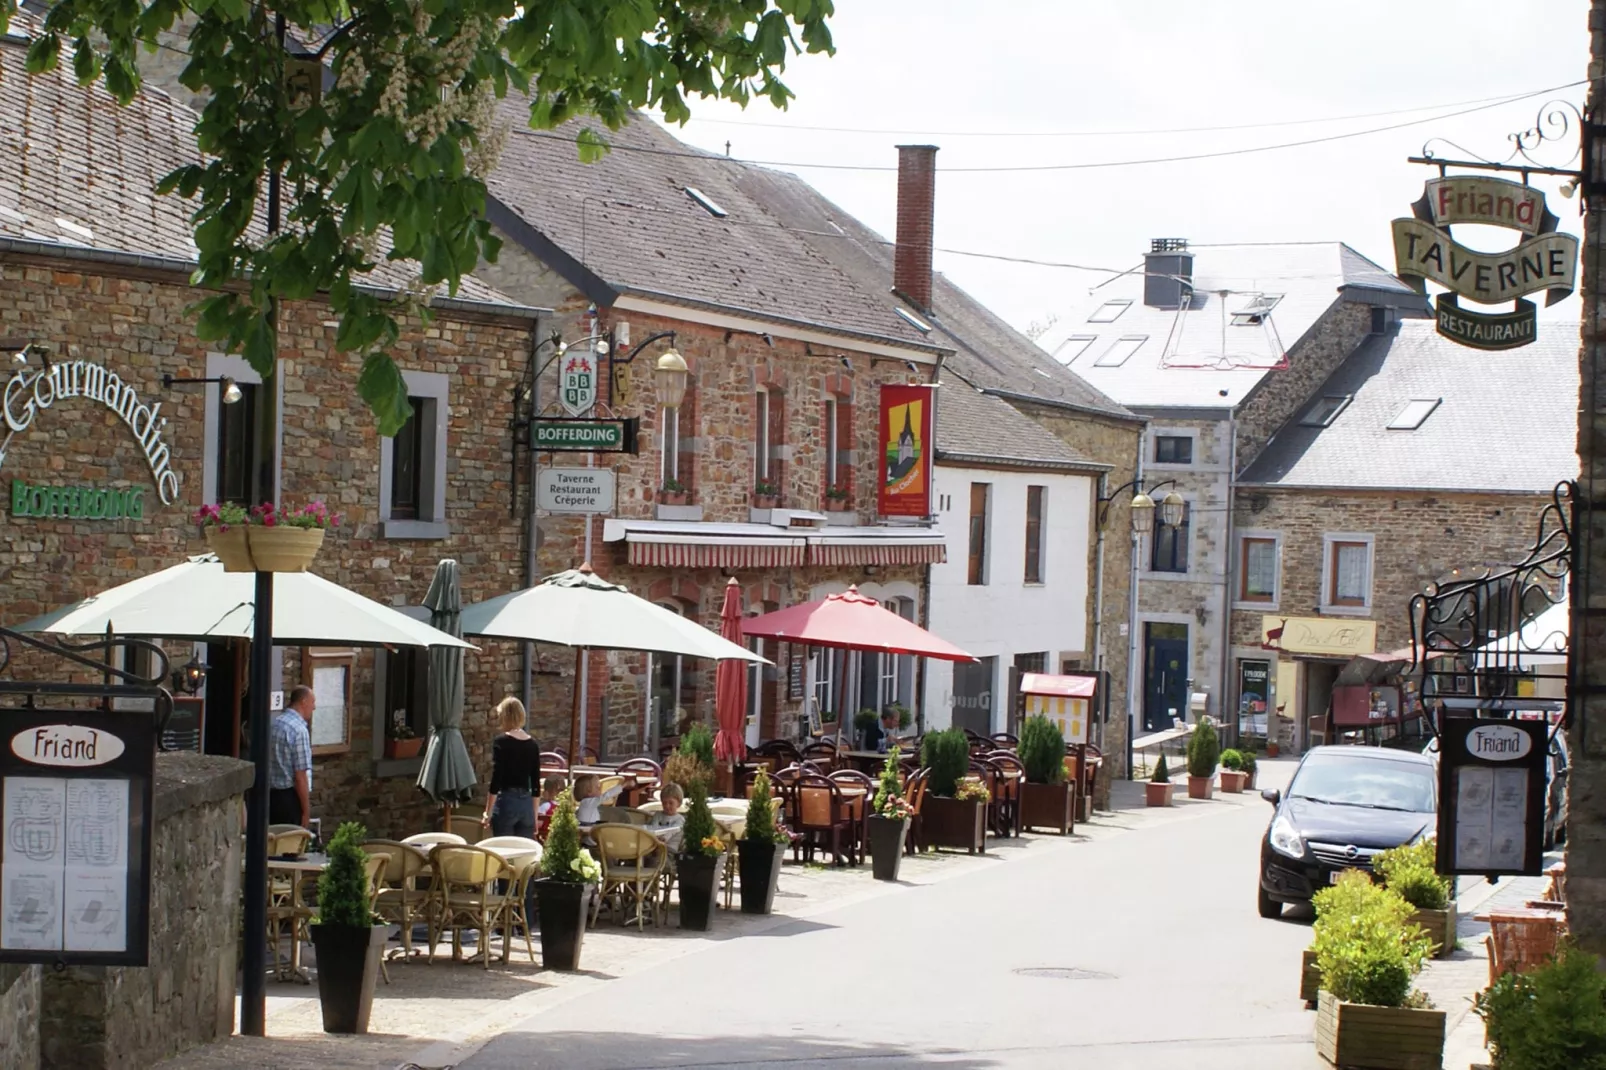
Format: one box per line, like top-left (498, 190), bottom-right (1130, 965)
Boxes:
top-left (481, 697), bottom-right (541, 838)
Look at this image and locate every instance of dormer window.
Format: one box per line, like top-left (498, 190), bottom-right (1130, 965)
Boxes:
top-left (1088, 299), bottom-right (1132, 323)
top-left (684, 186), bottom-right (728, 218)
top-left (1231, 293), bottom-right (1283, 326)
top-left (1299, 395), bottom-right (1352, 428)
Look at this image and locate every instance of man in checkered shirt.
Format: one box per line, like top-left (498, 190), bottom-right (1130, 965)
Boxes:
top-left (269, 686), bottom-right (315, 828)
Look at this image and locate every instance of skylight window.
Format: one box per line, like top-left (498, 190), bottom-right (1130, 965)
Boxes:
top-left (1054, 335), bottom-right (1097, 364)
top-left (895, 307), bottom-right (933, 333)
top-left (1299, 395), bottom-right (1352, 428)
top-left (55, 217), bottom-right (93, 243)
top-left (1387, 398), bottom-right (1442, 430)
top-left (1088, 299), bottom-right (1133, 323)
top-left (1093, 336), bottom-right (1147, 368)
top-left (1231, 293), bottom-right (1283, 326)
top-left (684, 186), bottom-right (728, 218)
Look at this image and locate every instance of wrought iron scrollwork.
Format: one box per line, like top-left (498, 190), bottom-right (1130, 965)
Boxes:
top-left (1417, 99), bottom-right (1585, 181)
top-left (0, 625), bottom-right (177, 748)
top-left (1407, 481), bottom-right (1572, 731)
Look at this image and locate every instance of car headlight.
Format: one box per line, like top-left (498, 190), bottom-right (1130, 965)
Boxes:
top-left (1269, 814), bottom-right (1305, 859)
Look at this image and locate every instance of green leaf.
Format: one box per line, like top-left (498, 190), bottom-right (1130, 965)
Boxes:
top-left (357, 352), bottom-right (413, 437)
top-left (575, 126), bottom-right (609, 163)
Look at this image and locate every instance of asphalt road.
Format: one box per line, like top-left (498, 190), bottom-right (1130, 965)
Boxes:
top-left (461, 761), bottom-right (1326, 1070)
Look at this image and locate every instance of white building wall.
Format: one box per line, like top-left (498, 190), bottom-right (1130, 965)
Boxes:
top-left (923, 464), bottom-right (1094, 733)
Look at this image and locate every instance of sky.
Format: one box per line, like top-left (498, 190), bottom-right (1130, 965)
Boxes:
top-left (648, 0), bottom-right (1590, 335)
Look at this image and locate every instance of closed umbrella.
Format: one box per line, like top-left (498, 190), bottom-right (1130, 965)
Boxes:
top-left (713, 578), bottom-right (748, 764)
top-left (417, 560), bottom-right (475, 812)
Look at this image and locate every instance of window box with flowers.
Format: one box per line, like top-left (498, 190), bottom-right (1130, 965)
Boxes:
top-left (752, 480), bottom-right (780, 510)
top-left (659, 478), bottom-right (689, 507)
top-left (195, 500), bottom-right (340, 572)
top-left (824, 483), bottom-right (850, 512)
top-left (384, 714), bottom-right (422, 761)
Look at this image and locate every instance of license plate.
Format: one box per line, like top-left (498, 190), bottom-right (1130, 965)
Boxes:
top-left (1328, 869), bottom-right (1348, 884)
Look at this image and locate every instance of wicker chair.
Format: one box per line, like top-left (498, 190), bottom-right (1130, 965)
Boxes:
top-left (428, 845), bottom-right (513, 967)
top-left (592, 823), bottom-right (670, 929)
top-left (446, 815), bottom-right (486, 844)
top-left (362, 839), bottom-right (434, 964)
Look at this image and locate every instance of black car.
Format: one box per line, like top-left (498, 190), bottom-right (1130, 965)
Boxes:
top-left (1258, 745), bottom-right (1437, 919)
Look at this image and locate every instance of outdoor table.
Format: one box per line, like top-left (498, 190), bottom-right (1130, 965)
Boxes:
top-left (840, 750), bottom-right (903, 773)
top-left (267, 853), bottom-right (328, 983)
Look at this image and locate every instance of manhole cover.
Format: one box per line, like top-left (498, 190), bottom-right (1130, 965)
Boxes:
top-left (1014, 966), bottom-right (1115, 981)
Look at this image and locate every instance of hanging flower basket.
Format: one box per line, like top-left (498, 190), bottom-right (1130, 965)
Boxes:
top-left (195, 501), bottom-right (339, 573)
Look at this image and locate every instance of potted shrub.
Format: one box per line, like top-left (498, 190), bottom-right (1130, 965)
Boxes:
top-left (1373, 839), bottom-right (1456, 958)
top-left (753, 479), bottom-right (780, 509)
top-left (1240, 747), bottom-right (1258, 790)
top-left (532, 788), bottom-right (598, 970)
top-left (307, 822), bottom-right (387, 1034)
top-left (383, 714), bottom-right (421, 760)
top-left (677, 783), bottom-right (727, 930)
top-left (660, 478), bottom-right (688, 506)
top-left (194, 499), bottom-right (339, 573)
top-left (853, 707), bottom-right (881, 750)
top-left (824, 483), bottom-right (850, 511)
top-left (1219, 749), bottom-right (1248, 793)
top-left (667, 724), bottom-right (715, 795)
top-left (1312, 870), bottom-right (1442, 1070)
top-left (1018, 715), bottom-right (1073, 834)
top-left (1475, 944), bottom-right (1606, 1070)
top-left (1145, 755), bottom-right (1174, 807)
top-left (1186, 716), bottom-right (1219, 799)
top-left (738, 768), bottom-right (787, 914)
top-left (919, 728), bottom-right (986, 853)
top-left (867, 751), bottom-right (913, 880)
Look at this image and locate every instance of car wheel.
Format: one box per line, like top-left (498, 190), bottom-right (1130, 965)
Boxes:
top-left (1258, 885), bottom-right (1282, 919)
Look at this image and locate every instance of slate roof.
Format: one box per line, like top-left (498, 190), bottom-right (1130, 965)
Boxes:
top-left (487, 112), bottom-right (945, 353)
top-left (0, 21), bottom-right (521, 309)
top-left (1037, 243), bottom-right (1426, 410)
top-left (1238, 319), bottom-right (1578, 493)
top-left (930, 377), bottom-right (1108, 471)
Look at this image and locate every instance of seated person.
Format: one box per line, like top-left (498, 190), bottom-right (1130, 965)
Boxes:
top-left (536, 774), bottom-right (566, 841)
top-left (573, 774), bottom-right (623, 826)
top-left (647, 782), bottom-right (686, 855)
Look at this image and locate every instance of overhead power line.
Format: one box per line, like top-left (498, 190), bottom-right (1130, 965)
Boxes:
top-left (521, 81), bottom-right (1583, 174)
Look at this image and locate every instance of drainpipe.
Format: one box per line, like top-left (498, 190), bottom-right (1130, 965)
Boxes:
top-left (1125, 433), bottom-right (1146, 780)
top-left (521, 324), bottom-right (542, 711)
top-left (1091, 470), bottom-right (1108, 748)
top-left (1219, 414), bottom-right (1239, 749)
top-left (915, 353), bottom-right (945, 736)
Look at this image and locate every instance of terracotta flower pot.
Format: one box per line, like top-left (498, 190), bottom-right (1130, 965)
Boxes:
top-left (825, 498), bottom-right (849, 512)
top-left (1145, 781), bottom-right (1173, 807)
top-left (204, 527), bottom-right (254, 571)
top-left (661, 491), bottom-right (688, 506)
top-left (384, 737), bottom-right (422, 760)
top-left (753, 494), bottom-right (779, 509)
top-left (1220, 770), bottom-right (1249, 794)
top-left (1187, 775), bottom-right (1215, 800)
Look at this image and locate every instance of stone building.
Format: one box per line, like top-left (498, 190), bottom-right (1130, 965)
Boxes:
top-left (1041, 240), bottom-right (1430, 744)
top-left (1230, 320), bottom-right (1577, 752)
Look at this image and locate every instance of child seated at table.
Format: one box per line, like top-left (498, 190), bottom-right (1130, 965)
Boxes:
top-left (573, 774), bottom-right (623, 826)
top-left (648, 782), bottom-right (685, 829)
top-left (536, 775), bottom-right (566, 840)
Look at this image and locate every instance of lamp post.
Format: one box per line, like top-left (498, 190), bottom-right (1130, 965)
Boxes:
top-left (1096, 478), bottom-right (1184, 780)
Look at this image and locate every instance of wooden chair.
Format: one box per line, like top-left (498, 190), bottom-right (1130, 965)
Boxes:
top-left (362, 839), bottom-right (434, 965)
top-left (801, 741), bottom-right (839, 772)
top-left (592, 823), bottom-right (669, 930)
top-left (429, 845), bottom-right (514, 968)
top-left (903, 768), bottom-right (929, 855)
top-left (578, 746), bottom-right (599, 764)
top-left (970, 758), bottom-right (1007, 838)
top-left (792, 772), bottom-right (855, 866)
top-left (447, 814), bottom-right (485, 844)
top-left (828, 769), bottom-right (875, 864)
top-left (750, 740), bottom-right (802, 772)
top-left (988, 752), bottom-right (1025, 837)
top-left (617, 758), bottom-right (663, 804)
top-left (990, 732), bottom-right (1019, 748)
top-left (539, 751), bottom-right (569, 773)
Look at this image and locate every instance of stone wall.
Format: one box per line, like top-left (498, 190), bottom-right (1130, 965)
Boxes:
top-left (1233, 301), bottom-right (1377, 466)
top-left (38, 752), bottom-right (252, 1070)
top-left (999, 400), bottom-right (1143, 791)
top-left (0, 965), bottom-right (41, 1070)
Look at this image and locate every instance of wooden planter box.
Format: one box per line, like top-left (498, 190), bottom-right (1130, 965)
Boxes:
top-left (1220, 770), bottom-right (1249, 793)
top-left (1410, 905), bottom-right (1456, 959)
top-left (1019, 781), bottom-right (1073, 834)
top-left (922, 797), bottom-right (986, 853)
top-left (1315, 991), bottom-right (1445, 1070)
top-left (1187, 775), bottom-right (1215, 800)
top-left (1145, 781), bottom-right (1173, 807)
top-left (383, 737), bottom-right (423, 760)
top-left (1301, 949), bottom-right (1320, 1004)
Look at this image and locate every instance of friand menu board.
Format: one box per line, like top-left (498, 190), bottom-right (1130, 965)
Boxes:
top-left (0, 710), bottom-right (154, 966)
top-left (1436, 715), bottom-right (1548, 878)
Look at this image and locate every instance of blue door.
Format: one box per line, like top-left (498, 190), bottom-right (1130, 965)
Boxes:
top-left (1143, 623), bottom-right (1189, 733)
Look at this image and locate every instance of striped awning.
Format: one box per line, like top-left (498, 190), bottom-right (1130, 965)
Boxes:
top-left (625, 535), bottom-right (805, 569)
top-left (807, 538), bottom-right (947, 567)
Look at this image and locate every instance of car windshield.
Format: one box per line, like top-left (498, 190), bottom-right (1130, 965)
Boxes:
top-left (1288, 753), bottom-right (1436, 813)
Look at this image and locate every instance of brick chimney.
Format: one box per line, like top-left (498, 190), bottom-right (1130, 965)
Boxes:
top-left (893, 145), bottom-right (938, 312)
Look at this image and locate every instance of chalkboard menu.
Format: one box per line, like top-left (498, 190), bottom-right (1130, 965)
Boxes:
top-left (787, 646), bottom-right (805, 701)
top-left (159, 697), bottom-right (204, 753)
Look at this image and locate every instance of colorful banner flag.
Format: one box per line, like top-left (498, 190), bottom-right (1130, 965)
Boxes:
top-left (877, 383), bottom-right (934, 518)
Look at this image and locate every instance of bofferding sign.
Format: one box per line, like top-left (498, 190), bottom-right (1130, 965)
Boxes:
top-left (1391, 175), bottom-right (1579, 351)
top-left (536, 467), bottom-right (616, 514)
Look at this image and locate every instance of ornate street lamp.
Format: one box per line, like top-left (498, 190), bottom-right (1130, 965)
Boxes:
top-left (653, 348), bottom-right (689, 408)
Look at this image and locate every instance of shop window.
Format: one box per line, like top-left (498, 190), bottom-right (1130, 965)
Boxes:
top-left (379, 371), bottom-right (449, 539)
top-left (1150, 502), bottom-right (1190, 574)
top-left (1238, 535), bottom-right (1279, 604)
top-left (381, 646), bottom-right (432, 743)
top-left (203, 353), bottom-right (278, 509)
top-left (811, 647), bottom-right (842, 729)
top-left (650, 603), bottom-right (698, 747)
top-left (1024, 485), bottom-right (1046, 584)
top-left (1154, 435), bottom-right (1193, 465)
top-left (1323, 535), bottom-right (1374, 612)
top-left (216, 380), bottom-right (260, 506)
top-left (968, 483), bottom-right (990, 586)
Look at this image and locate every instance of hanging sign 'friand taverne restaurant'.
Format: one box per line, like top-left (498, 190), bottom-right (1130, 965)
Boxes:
top-left (1392, 176), bottom-right (1579, 350)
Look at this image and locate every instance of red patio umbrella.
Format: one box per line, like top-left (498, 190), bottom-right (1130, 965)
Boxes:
top-left (741, 586), bottom-right (975, 661)
top-left (714, 578), bottom-right (749, 763)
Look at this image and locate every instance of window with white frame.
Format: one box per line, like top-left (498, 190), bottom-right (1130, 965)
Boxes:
top-left (823, 397), bottom-right (838, 489)
top-left (379, 370), bottom-right (449, 538)
top-left (1322, 535), bottom-right (1374, 611)
top-left (754, 387), bottom-right (771, 486)
top-left (661, 404), bottom-right (680, 486)
top-left (1238, 535), bottom-right (1279, 604)
top-left (1150, 502), bottom-right (1190, 574)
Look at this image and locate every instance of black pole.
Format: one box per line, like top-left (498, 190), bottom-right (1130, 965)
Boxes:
top-left (241, 12), bottom-right (286, 1036)
top-left (240, 568), bottom-right (275, 1034)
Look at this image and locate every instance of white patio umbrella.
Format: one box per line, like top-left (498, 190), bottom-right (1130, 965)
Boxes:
top-left (460, 564), bottom-right (765, 758)
top-left (13, 554), bottom-right (475, 649)
top-left (1473, 601), bottom-right (1569, 669)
